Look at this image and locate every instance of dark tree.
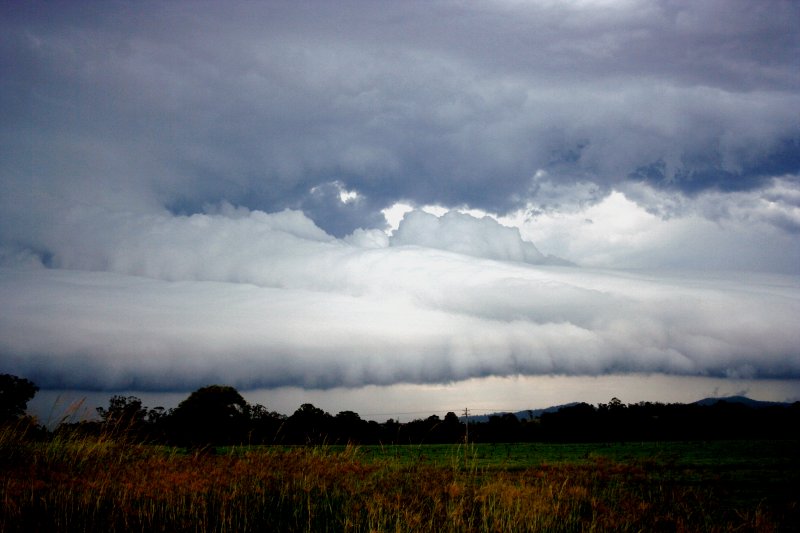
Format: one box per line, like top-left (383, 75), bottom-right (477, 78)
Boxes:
top-left (438, 412), bottom-right (464, 443)
top-left (286, 403), bottom-right (333, 444)
top-left (484, 413), bottom-right (522, 443)
top-left (598, 396), bottom-right (628, 441)
top-left (381, 418), bottom-right (401, 443)
top-left (96, 395), bottom-right (166, 441)
top-left (334, 410), bottom-right (371, 443)
top-left (97, 395), bottom-right (147, 427)
top-left (540, 402), bottom-right (598, 442)
top-left (168, 385), bottom-right (249, 446)
top-left (0, 374), bottom-right (39, 424)
top-left (247, 403), bottom-right (286, 444)
top-left (398, 414), bottom-right (452, 444)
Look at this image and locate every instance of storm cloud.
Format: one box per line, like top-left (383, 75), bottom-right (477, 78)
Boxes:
top-left (1, 1), bottom-right (799, 399)
top-left (1, 207), bottom-right (799, 391)
top-left (2, 1), bottom-right (799, 236)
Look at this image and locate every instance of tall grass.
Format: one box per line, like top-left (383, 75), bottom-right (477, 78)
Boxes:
top-left (0, 423), bottom-right (790, 532)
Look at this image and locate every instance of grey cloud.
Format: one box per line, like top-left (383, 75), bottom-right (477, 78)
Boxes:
top-left (2, 1), bottom-right (799, 239)
top-left (666, 177), bottom-right (800, 233)
top-left (298, 182), bottom-right (389, 238)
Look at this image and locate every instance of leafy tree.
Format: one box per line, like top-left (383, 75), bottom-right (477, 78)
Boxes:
top-left (96, 395), bottom-right (166, 441)
top-left (334, 410), bottom-right (372, 443)
top-left (0, 374), bottom-right (39, 424)
top-left (168, 385), bottom-right (249, 446)
top-left (247, 403), bottom-right (286, 444)
top-left (540, 402), bottom-right (597, 442)
top-left (381, 418), bottom-right (401, 443)
top-left (287, 403), bottom-right (333, 444)
top-left (438, 412), bottom-right (464, 443)
top-left (484, 413), bottom-right (522, 443)
top-left (598, 397), bottom-right (628, 440)
top-left (97, 395), bottom-right (147, 427)
top-left (398, 414), bottom-right (455, 444)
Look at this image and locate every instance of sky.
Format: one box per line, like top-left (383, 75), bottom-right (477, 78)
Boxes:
top-left (2, 0), bottom-right (800, 422)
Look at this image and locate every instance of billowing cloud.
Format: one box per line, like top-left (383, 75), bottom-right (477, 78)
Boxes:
top-left (389, 210), bottom-right (569, 265)
top-left (1, 208), bottom-right (798, 391)
top-left (507, 177), bottom-right (800, 273)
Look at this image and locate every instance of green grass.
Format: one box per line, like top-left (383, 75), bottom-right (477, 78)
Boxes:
top-left (333, 439), bottom-right (798, 469)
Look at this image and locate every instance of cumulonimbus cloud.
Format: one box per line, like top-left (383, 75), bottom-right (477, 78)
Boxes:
top-left (1, 207), bottom-right (797, 391)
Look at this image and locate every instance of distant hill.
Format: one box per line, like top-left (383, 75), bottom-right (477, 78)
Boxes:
top-left (691, 396), bottom-right (792, 408)
top-left (468, 396), bottom-right (794, 423)
top-left (469, 402), bottom-right (581, 423)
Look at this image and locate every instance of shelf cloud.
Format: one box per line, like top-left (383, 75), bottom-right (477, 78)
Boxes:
top-left (1, 207), bottom-right (797, 391)
top-left (1, 1), bottom-right (798, 400)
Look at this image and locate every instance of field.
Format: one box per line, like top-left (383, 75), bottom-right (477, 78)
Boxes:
top-left (1, 425), bottom-right (798, 532)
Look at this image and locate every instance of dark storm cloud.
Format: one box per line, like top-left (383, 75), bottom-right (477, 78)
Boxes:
top-left (1, 0), bottom-right (799, 236)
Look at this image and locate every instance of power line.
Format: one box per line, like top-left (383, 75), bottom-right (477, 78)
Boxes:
top-left (360, 407), bottom-right (512, 418)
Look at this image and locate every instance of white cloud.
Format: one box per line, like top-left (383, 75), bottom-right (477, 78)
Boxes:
top-left (507, 179), bottom-right (800, 273)
top-left (1, 206), bottom-right (798, 391)
top-left (381, 203), bottom-right (414, 232)
top-left (389, 210), bottom-right (548, 264)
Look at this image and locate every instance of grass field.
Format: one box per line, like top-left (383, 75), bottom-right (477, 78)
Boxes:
top-left (352, 439), bottom-right (798, 469)
top-left (2, 424), bottom-right (798, 532)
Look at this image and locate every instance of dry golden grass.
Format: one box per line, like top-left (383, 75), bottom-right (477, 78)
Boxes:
top-left (0, 424), bottom-right (790, 532)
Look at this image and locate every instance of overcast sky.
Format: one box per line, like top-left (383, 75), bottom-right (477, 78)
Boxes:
top-left (2, 1), bottom-right (799, 419)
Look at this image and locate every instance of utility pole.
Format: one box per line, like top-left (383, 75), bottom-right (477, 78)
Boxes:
top-left (463, 407), bottom-right (470, 445)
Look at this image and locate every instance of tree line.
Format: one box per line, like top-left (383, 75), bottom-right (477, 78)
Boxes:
top-left (2, 374), bottom-right (799, 446)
